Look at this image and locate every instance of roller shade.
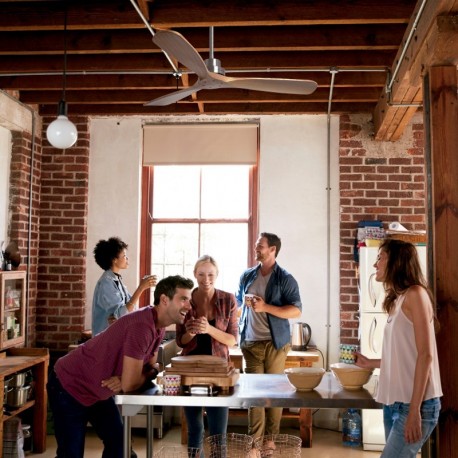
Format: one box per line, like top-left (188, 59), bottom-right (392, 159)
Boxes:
top-left (143, 123), bottom-right (258, 165)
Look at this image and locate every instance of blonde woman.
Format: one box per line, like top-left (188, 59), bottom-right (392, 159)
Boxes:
top-left (176, 255), bottom-right (238, 451)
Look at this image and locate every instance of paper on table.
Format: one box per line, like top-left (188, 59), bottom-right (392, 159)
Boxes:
top-left (389, 222), bottom-right (408, 232)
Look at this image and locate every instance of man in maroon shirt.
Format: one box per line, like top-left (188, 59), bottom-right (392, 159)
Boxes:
top-left (47, 275), bottom-right (193, 458)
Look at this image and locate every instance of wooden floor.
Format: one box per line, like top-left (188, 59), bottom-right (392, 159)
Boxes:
top-left (32, 425), bottom-right (381, 457)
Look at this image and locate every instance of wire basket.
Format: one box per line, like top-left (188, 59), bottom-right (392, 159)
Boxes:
top-left (254, 434), bottom-right (302, 457)
top-left (153, 446), bottom-right (201, 457)
top-left (205, 433), bottom-right (254, 458)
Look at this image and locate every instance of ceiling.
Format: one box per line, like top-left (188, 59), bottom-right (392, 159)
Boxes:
top-left (1, 0), bottom-right (457, 140)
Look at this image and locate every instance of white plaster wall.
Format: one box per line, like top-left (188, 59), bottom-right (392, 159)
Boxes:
top-left (86, 115), bottom-right (341, 365)
top-left (259, 116), bottom-right (340, 366)
top-left (86, 117), bottom-right (143, 328)
top-left (0, 126), bottom-right (12, 245)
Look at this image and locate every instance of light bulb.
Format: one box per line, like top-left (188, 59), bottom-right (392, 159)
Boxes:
top-left (46, 114), bottom-right (78, 149)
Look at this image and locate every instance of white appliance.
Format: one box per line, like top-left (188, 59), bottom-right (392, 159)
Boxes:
top-left (358, 245), bottom-right (426, 451)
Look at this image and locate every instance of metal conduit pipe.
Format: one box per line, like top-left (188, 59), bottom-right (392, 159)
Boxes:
top-left (0, 67), bottom-right (388, 78)
top-left (25, 111), bottom-right (36, 347)
top-left (386, 0), bottom-right (428, 94)
top-left (324, 67), bottom-right (338, 370)
top-left (128, 0), bottom-right (179, 75)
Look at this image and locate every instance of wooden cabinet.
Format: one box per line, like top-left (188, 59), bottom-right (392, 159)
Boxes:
top-left (0, 348), bottom-right (49, 457)
top-left (0, 272), bottom-right (26, 350)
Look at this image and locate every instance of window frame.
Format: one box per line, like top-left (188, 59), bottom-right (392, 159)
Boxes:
top-left (139, 164), bottom-right (258, 307)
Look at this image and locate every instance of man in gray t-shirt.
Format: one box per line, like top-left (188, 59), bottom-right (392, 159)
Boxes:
top-left (236, 232), bottom-right (302, 438)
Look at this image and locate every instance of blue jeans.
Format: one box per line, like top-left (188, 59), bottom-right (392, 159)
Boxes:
top-left (382, 398), bottom-right (441, 457)
top-left (184, 406), bottom-right (229, 451)
top-left (47, 370), bottom-right (123, 458)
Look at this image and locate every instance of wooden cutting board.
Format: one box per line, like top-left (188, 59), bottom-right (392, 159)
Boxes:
top-left (165, 363), bottom-right (234, 375)
top-left (177, 368), bottom-right (240, 388)
top-left (170, 355), bottom-right (228, 368)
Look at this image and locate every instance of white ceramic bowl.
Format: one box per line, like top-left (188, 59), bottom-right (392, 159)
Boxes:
top-left (285, 367), bottom-right (326, 391)
top-left (330, 363), bottom-right (373, 390)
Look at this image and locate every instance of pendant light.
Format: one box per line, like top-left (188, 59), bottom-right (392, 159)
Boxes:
top-left (46, 4), bottom-right (78, 149)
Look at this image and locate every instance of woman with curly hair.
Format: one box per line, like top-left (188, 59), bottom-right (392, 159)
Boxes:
top-left (92, 236), bottom-right (157, 335)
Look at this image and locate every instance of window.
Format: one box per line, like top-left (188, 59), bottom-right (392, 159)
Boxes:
top-left (140, 164), bottom-right (258, 303)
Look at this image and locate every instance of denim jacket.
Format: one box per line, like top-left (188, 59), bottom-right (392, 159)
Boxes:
top-left (236, 263), bottom-right (302, 349)
top-left (91, 269), bottom-right (132, 336)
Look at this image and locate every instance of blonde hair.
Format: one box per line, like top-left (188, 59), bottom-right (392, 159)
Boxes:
top-left (193, 255), bottom-right (219, 275)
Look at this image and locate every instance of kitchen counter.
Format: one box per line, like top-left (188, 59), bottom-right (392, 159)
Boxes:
top-left (116, 372), bottom-right (381, 458)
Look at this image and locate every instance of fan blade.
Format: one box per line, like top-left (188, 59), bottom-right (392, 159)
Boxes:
top-left (225, 77), bottom-right (317, 95)
top-left (145, 85), bottom-right (200, 106)
top-left (153, 29), bottom-right (209, 79)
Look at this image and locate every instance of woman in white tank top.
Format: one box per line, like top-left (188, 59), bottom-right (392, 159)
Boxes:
top-left (355, 239), bottom-right (442, 457)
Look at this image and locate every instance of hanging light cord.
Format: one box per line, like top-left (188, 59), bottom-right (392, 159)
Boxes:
top-left (62, 4), bottom-right (68, 102)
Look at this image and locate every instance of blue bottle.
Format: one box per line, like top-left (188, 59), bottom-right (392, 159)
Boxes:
top-left (342, 408), bottom-right (362, 447)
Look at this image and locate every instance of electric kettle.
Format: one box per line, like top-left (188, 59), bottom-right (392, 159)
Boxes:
top-left (291, 322), bottom-right (312, 351)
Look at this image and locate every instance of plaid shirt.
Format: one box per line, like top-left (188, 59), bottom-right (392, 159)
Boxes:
top-left (176, 288), bottom-right (238, 361)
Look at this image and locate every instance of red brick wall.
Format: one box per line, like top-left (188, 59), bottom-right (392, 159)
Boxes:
top-left (9, 128), bottom-right (42, 345)
top-left (339, 114), bottom-right (427, 344)
top-left (35, 115), bottom-right (90, 351)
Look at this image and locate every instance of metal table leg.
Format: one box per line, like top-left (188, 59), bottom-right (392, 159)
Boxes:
top-left (147, 406), bottom-right (154, 458)
top-left (122, 415), bottom-right (131, 458)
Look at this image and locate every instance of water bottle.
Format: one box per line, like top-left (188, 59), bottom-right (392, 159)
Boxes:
top-left (342, 408), bottom-right (362, 447)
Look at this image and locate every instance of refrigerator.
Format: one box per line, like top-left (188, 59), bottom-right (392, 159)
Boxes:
top-left (358, 245), bottom-right (427, 451)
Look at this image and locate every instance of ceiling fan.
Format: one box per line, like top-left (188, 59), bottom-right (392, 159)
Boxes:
top-left (145, 27), bottom-right (318, 106)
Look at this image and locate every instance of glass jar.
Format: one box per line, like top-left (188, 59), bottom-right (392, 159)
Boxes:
top-left (22, 424), bottom-right (32, 454)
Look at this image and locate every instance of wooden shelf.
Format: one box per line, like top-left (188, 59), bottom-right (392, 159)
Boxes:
top-left (0, 348), bottom-right (49, 457)
top-left (2, 400), bottom-right (35, 422)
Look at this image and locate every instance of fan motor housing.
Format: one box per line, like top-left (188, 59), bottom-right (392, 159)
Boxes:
top-left (205, 58), bottom-right (225, 75)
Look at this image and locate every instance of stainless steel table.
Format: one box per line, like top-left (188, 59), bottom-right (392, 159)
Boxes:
top-left (116, 372), bottom-right (381, 458)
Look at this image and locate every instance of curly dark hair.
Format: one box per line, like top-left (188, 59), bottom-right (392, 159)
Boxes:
top-left (93, 237), bottom-right (128, 271)
top-left (153, 275), bottom-right (194, 305)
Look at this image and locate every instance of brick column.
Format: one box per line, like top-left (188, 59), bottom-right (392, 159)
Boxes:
top-left (36, 116), bottom-right (89, 351)
top-left (339, 114), bottom-right (427, 344)
top-left (9, 129), bottom-right (42, 345)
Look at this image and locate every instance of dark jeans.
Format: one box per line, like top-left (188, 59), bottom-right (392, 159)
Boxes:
top-left (184, 406), bottom-right (229, 451)
top-left (47, 370), bottom-right (123, 458)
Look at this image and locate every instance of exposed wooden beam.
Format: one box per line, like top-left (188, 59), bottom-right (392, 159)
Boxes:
top-left (373, 0), bottom-right (458, 141)
top-left (428, 65), bottom-right (458, 458)
top-left (0, 72), bottom-right (387, 91)
top-left (135, 0), bottom-right (150, 21)
top-left (0, 1), bottom-right (416, 31)
top-left (0, 24), bottom-right (406, 55)
top-left (146, 0), bottom-right (415, 27)
top-left (38, 101), bottom-right (374, 116)
top-left (0, 50), bottom-right (396, 73)
top-left (19, 87), bottom-right (381, 105)
top-left (0, 0), bottom-right (418, 128)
